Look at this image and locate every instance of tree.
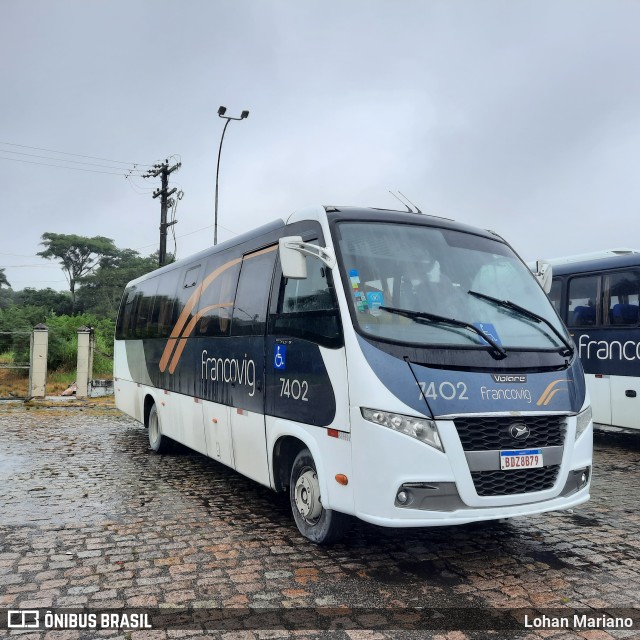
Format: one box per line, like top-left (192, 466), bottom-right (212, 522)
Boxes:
top-left (15, 288), bottom-right (73, 316)
top-left (37, 233), bottom-right (117, 309)
top-left (77, 248), bottom-right (159, 320)
top-left (0, 268), bottom-right (10, 289)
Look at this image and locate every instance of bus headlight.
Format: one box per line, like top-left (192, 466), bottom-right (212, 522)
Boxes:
top-left (575, 405), bottom-right (592, 440)
top-left (361, 408), bottom-right (443, 451)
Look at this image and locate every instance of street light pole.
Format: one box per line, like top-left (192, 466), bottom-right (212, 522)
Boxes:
top-left (214, 106), bottom-right (249, 246)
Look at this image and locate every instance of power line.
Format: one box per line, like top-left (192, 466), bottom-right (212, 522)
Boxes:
top-left (0, 155), bottom-right (137, 176)
top-left (0, 149), bottom-right (146, 173)
top-left (0, 140), bottom-right (153, 166)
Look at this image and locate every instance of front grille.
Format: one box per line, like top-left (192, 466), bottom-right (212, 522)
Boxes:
top-left (472, 465), bottom-right (560, 496)
top-left (454, 415), bottom-right (566, 451)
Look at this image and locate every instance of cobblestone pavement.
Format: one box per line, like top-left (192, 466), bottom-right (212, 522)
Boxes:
top-left (0, 403), bottom-right (639, 640)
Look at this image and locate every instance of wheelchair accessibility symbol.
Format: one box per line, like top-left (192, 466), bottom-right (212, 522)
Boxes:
top-left (274, 345), bottom-right (286, 370)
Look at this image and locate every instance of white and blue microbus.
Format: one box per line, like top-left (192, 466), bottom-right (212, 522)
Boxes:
top-left (114, 206), bottom-right (592, 543)
top-left (546, 250), bottom-right (640, 431)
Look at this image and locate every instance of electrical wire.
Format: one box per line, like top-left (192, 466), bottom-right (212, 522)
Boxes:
top-left (0, 155), bottom-right (138, 176)
top-left (0, 149), bottom-right (146, 173)
top-left (0, 141), bottom-right (153, 166)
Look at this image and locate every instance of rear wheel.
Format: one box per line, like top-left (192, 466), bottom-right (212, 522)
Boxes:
top-left (148, 403), bottom-right (171, 453)
top-left (289, 448), bottom-right (350, 544)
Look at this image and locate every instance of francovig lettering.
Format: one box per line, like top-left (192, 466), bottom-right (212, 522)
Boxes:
top-left (578, 334), bottom-right (640, 361)
top-left (201, 350), bottom-right (256, 396)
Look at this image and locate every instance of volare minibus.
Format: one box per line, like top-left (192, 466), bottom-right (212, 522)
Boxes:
top-left (114, 206), bottom-right (592, 543)
top-left (546, 250), bottom-right (640, 430)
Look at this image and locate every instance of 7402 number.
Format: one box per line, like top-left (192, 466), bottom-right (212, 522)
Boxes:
top-left (279, 378), bottom-right (309, 402)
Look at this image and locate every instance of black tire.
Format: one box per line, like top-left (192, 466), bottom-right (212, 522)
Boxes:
top-left (147, 403), bottom-right (171, 453)
top-left (289, 448), bottom-right (350, 544)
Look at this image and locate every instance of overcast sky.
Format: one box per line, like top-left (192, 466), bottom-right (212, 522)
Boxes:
top-left (1, 1), bottom-right (639, 292)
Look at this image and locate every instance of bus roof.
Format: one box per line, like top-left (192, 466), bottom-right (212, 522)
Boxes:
top-left (324, 206), bottom-right (504, 242)
top-left (550, 250), bottom-right (640, 276)
top-left (125, 205), bottom-right (507, 288)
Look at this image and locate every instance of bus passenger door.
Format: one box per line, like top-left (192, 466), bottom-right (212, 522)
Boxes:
top-left (228, 246), bottom-right (278, 486)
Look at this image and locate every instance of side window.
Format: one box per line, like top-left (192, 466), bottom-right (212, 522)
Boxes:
top-left (270, 253), bottom-right (343, 348)
top-left (154, 269), bottom-right (181, 338)
top-left (568, 275), bottom-right (599, 327)
top-left (231, 248), bottom-right (278, 337)
top-left (548, 278), bottom-right (563, 318)
top-left (134, 278), bottom-right (159, 338)
top-left (607, 270), bottom-right (640, 326)
top-left (173, 264), bottom-right (202, 334)
top-left (194, 255), bottom-right (241, 337)
top-left (116, 286), bottom-right (138, 339)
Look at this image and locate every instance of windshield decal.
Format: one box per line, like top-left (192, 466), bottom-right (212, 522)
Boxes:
top-left (472, 322), bottom-right (502, 346)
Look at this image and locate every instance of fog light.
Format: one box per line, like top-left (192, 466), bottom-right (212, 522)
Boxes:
top-left (396, 490), bottom-right (409, 504)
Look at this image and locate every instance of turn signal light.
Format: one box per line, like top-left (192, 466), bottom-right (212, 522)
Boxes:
top-left (335, 474), bottom-right (349, 486)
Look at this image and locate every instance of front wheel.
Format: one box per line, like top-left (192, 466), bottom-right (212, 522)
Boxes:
top-left (148, 403), bottom-right (171, 453)
top-left (289, 448), bottom-right (350, 544)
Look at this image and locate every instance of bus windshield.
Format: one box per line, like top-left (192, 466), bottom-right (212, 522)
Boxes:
top-left (334, 221), bottom-right (569, 351)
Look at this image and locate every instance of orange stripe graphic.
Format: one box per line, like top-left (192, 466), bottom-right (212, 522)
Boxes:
top-left (160, 244), bottom-right (278, 374)
top-left (536, 380), bottom-right (564, 406)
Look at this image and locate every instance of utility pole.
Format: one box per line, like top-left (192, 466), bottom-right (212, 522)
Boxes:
top-left (142, 159), bottom-right (181, 266)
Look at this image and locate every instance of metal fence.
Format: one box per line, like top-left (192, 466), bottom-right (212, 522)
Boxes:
top-left (0, 331), bottom-right (31, 399)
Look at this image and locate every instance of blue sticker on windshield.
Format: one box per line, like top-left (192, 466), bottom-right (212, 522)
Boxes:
top-left (366, 291), bottom-right (384, 316)
top-left (473, 322), bottom-right (502, 345)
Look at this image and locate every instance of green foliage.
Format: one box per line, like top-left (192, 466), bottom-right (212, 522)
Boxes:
top-left (46, 313), bottom-right (115, 374)
top-left (0, 268), bottom-right (10, 288)
top-left (15, 288), bottom-right (73, 316)
top-left (37, 232), bottom-right (118, 307)
top-left (77, 248), bottom-right (159, 320)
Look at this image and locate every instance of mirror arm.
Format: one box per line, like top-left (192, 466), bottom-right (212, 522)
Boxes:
top-left (282, 240), bottom-right (336, 269)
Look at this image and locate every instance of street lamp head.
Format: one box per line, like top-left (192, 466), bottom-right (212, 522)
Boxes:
top-left (217, 105), bottom-right (227, 116)
top-left (240, 110), bottom-right (250, 119)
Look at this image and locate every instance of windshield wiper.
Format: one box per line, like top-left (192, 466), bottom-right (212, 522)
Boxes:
top-left (380, 305), bottom-right (507, 359)
top-left (467, 290), bottom-right (574, 356)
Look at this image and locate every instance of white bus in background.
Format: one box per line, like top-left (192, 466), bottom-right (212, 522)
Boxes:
top-left (545, 249), bottom-right (640, 431)
top-left (114, 205), bottom-right (593, 543)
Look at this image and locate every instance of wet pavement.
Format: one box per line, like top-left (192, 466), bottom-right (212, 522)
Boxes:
top-left (0, 402), bottom-right (639, 639)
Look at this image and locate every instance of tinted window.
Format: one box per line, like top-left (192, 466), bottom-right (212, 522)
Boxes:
top-left (548, 278), bottom-right (562, 318)
top-left (568, 275), bottom-right (599, 326)
top-left (154, 269), bottom-right (181, 338)
top-left (116, 286), bottom-right (138, 339)
top-left (172, 264), bottom-right (202, 336)
top-left (270, 253), bottom-right (343, 348)
top-left (231, 248), bottom-right (277, 336)
top-left (607, 270), bottom-right (640, 326)
top-left (194, 254), bottom-right (241, 337)
top-left (134, 278), bottom-right (159, 338)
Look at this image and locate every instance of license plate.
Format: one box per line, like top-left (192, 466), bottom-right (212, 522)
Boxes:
top-left (500, 449), bottom-right (543, 470)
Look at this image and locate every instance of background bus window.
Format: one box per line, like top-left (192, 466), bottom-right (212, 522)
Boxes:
top-left (270, 254), bottom-right (343, 348)
top-left (231, 250), bottom-right (277, 337)
top-left (548, 278), bottom-right (562, 318)
top-left (607, 270), bottom-right (640, 325)
top-left (194, 257), bottom-right (241, 337)
top-left (568, 275), bottom-right (599, 326)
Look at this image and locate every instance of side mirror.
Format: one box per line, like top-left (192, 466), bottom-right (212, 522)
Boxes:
top-left (534, 260), bottom-right (553, 294)
top-left (279, 236), bottom-right (307, 279)
top-left (278, 236), bottom-right (336, 279)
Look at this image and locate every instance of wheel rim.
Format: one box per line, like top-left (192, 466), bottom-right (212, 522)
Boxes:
top-left (294, 467), bottom-right (323, 523)
top-left (149, 411), bottom-right (159, 444)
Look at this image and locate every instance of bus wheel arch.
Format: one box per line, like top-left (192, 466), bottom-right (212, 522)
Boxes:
top-left (145, 397), bottom-right (170, 454)
top-left (289, 447), bottom-right (350, 544)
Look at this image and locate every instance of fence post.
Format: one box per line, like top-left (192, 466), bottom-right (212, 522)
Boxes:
top-left (29, 324), bottom-right (49, 398)
top-left (76, 326), bottom-right (95, 399)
